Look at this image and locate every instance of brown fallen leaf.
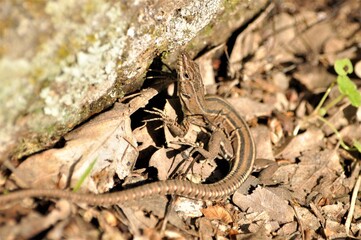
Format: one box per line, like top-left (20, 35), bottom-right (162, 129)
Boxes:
top-left (227, 97), bottom-right (273, 121)
top-left (201, 205), bottom-right (233, 224)
top-left (9, 86), bottom-right (167, 194)
top-left (294, 205), bottom-right (321, 231)
top-left (198, 218), bottom-right (214, 240)
top-left (10, 103), bottom-right (137, 194)
top-left (293, 64), bottom-right (334, 94)
top-left (233, 186), bottom-right (294, 224)
top-left (0, 200), bottom-right (72, 239)
top-left (275, 128), bottom-right (324, 160)
top-left (273, 149), bottom-right (344, 203)
top-left (252, 125), bottom-right (275, 161)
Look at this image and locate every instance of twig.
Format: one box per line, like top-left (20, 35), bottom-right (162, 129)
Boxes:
top-left (345, 170), bottom-right (361, 237)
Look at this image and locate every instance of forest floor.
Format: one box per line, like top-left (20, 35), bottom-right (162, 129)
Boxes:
top-left (0, 0), bottom-right (360, 239)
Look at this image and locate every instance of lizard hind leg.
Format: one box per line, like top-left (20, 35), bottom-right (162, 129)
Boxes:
top-left (192, 129), bottom-right (234, 161)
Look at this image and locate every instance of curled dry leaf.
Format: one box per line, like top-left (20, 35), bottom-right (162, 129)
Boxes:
top-left (201, 205), bottom-right (233, 224)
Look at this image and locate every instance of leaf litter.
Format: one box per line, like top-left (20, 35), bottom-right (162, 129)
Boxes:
top-left (1, 0), bottom-right (361, 239)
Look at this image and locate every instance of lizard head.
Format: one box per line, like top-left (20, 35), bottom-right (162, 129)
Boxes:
top-left (177, 51), bottom-right (207, 116)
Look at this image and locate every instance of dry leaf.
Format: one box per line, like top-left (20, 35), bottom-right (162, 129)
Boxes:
top-left (251, 125), bottom-right (275, 161)
top-left (201, 205), bottom-right (233, 224)
top-left (276, 221), bottom-right (298, 236)
top-left (276, 128), bottom-right (324, 160)
top-left (198, 218), bottom-right (214, 240)
top-left (196, 51), bottom-right (217, 87)
top-left (273, 149), bottom-right (344, 203)
top-left (10, 104), bottom-right (138, 193)
top-left (233, 186), bottom-right (294, 224)
top-left (133, 123), bottom-right (157, 152)
top-left (8, 86), bottom-right (169, 194)
top-left (227, 98), bottom-right (273, 121)
top-left (294, 206), bottom-right (321, 231)
top-left (173, 197), bottom-right (203, 218)
top-left (293, 65), bottom-right (334, 93)
top-left (149, 147), bottom-right (180, 180)
top-left (0, 200), bottom-right (72, 239)
top-left (323, 37), bottom-right (347, 63)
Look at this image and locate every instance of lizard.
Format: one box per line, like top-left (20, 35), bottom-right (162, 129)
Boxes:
top-left (0, 51), bottom-right (256, 205)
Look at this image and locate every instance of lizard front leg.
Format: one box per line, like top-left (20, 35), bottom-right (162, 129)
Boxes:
top-left (145, 108), bottom-right (190, 137)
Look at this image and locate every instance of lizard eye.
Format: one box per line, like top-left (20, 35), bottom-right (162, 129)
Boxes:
top-left (182, 73), bottom-right (190, 79)
top-left (181, 92), bottom-right (191, 99)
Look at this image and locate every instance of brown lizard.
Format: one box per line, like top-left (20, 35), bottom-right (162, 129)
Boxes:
top-left (0, 51), bottom-right (255, 205)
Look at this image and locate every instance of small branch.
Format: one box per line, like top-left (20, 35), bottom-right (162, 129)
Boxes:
top-left (345, 173), bottom-right (361, 236)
